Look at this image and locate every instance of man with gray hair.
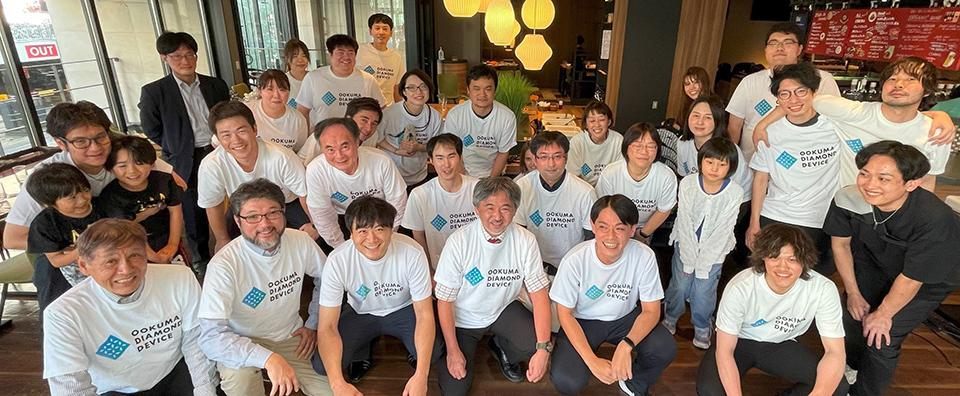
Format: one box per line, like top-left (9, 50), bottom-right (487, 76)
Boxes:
top-left (434, 177), bottom-right (553, 395)
top-left (197, 179), bottom-right (330, 396)
top-left (43, 218), bottom-right (217, 395)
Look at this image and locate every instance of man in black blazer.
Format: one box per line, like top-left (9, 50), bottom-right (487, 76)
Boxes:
top-left (139, 31), bottom-right (230, 265)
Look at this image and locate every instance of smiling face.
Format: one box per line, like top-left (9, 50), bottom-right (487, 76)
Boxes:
top-left (236, 198), bottom-right (286, 251)
top-left (432, 143), bottom-right (462, 183)
top-left (584, 111), bottom-right (611, 142)
top-left (57, 124), bottom-right (111, 173)
top-left (351, 221), bottom-right (393, 261)
top-left (523, 149), bottom-right (537, 173)
top-left (329, 45), bottom-right (357, 76)
top-left (215, 116), bottom-right (259, 163)
top-left (534, 142), bottom-right (567, 185)
top-left (856, 154), bottom-right (920, 212)
top-left (591, 207), bottom-right (637, 264)
top-left (700, 157), bottom-right (730, 184)
top-left (111, 149), bottom-right (152, 191)
top-left (403, 74), bottom-right (429, 106)
top-left (350, 110), bottom-right (381, 142)
top-left (79, 241), bottom-right (148, 296)
top-left (467, 77), bottom-right (497, 112)
top-left (259, 80), bottom-right (290, 112)
top-left (777, 78), bottom-right (817, 123)
top-left (369, 22), bottom-right (393, 47)
top-left (53, 188), bottom-right (93, 219)
top-left (763, 244), bottom-right (803, 294)
top-left (764, 32), bottom-right (803, 67)
top-left (626, 133), bottom-right (658, 169)
top-left (686, 102), bottom-right (716, 141)
top-left (881, 70), bottom-right (926, 109)
top-left (320, 125), bottom-right (360, 174)
top-left (683, 75), bottom-right (702, 100)
top-left (475, 190), bottom-right (515, 236)
top-left (289, 48), bottom-right (309, 74)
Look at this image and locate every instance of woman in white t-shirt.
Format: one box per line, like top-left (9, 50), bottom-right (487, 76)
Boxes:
top-left (283, 38), bottom-right (310, 107)
top-left (566, 100), bottom-right (623, 187)
top-left (697, 223), bottom-right (848, 395)
top-left (596, 123), bottom-right (678, 243)
top-left (378, 69), bottom-right (443, 187)
top-left (246, 69), bottom-right (309, 153)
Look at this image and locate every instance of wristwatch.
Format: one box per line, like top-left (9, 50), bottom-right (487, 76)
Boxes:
top-left (535, 341), bottom-right (554, 354)
top-left (621, 336), bottom-right (637, 349)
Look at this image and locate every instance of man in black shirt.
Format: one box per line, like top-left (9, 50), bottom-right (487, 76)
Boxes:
top-left (823, 140), bottom-right (960, 396)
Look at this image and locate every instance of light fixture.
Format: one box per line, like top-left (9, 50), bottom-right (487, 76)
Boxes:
top-left (478, 0), bottom-right (495, 13)
top-left (444, 0), bottom-right (481, 18)
top-left (515, 34), bottom-right (552, 70)
top-left (499, 19), bottom-right (521, 47)
top-left (485, 0), bottom-right (515, 46)
top-left (521, 0), bottom-right (555, 30)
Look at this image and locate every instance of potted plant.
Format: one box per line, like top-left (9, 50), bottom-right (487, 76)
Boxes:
top-left (494, 71), bottom-right (537, 140)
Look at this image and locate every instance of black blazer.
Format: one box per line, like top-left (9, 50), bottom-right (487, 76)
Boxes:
top-left (139, 73), bottom-right (230, 182)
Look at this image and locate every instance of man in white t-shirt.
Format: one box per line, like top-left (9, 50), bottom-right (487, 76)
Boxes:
top-left (313, 196), bottom-right (435, 396)
top-left (43, 219), bottom-right (217, 396)
top-left (199, 101), bottom-right (315, 254)
top-left (296, 35), bottom-right (385, 127)
top-left (698, 223), bottom-right (848, 395)
top-left (299, 98), bottom-right (384, 164)
top-left (3, 101), bottom-right (180, 251)
top-left (726, 22), bottom-right (841, 161)
top-left (444, 65), bottom-right (517, 178)
top-left (550, 195), bottom-right (676, 395)
top-left (198, 179), bottom-right (331, 396)
top-left (356, 13), bottom-right (405, 106)
top-left (305, 117), bottom-right (407, 251)
top-left (566, 100), bottom-right (623, 187)
top-left (515, 131), bottom-right (598, 271)
top-left (435, 177), bottom-right (552, 395)
top-left (401, 134), bottom-right (479, 269)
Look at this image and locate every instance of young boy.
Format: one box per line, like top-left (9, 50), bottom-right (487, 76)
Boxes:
top-left (26, 163), bottom-right (103, 313)
top-left (99, 135), bottom-right (187, 264)
top-left (664, 137), bottom-right (744, 349)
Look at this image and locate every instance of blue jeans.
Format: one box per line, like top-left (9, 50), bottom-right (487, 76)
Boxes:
top-left (663, 243), bottom-right (722, 332)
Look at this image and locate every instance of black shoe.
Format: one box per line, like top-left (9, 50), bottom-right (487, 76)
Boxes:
top-left (487, 337), bottom-right (523, 383)
top-left (407, 353), bottom-right (417, 369)
top-left (348, 360), bottom-right (372, 383)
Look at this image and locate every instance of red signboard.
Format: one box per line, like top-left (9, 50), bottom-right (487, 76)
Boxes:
top-left (24, 44), bottom-right (58, 59)
top-left (806, 7), bottom-right (960, 70)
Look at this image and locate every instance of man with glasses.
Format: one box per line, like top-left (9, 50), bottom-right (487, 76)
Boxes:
top-left (2, 102), bottom-right (178, 251)
top-left (140, 31), bottom-right (231, 264)
top-left (198, 179), bottom-right (331, 396)
top-left (297, 34), bottom-right (385, 128)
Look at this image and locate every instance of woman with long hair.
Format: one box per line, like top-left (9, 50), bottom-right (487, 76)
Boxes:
top-left (676, 66), bottom-right (713, 128)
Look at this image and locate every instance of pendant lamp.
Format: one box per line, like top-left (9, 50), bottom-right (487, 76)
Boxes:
top-left (444, 0), bottom-right (481, 18)
top-left (515, 34), bottom-right (552, 70)
top-left (478, 0), bottom-right (495, 13)
top-left (499, 19), bottom-right (521, 47)
top-left (521, 0), bottom-right (555, 30)
top-left (484, 0), bottom-right (515, 46)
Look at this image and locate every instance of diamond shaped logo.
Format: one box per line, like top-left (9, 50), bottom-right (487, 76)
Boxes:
top-left (845, 139), bottom-right (864, 153)
top-left (331, 191), bottom-right (348, 203)
top-left (356, 284), bottom-right (371, 300)
top-left (529, 210), bottom-right (544, 227)
top-left (287, 98), bottom-right (298, 108)
top-left (464, 267), bottom-right (484, 286)
top-left (775, 151), bottom-right (797, 169)
top-left (363, 65), bottom-right (376, 75)
top-left (754, 99), bottom-right (773, 116)
top-left (580, 163), bottom-right (592, 177)
top-left (750, 319), bottom-right (769, 327)
top-left (462, 134), bottom-right (475, 147)
top-left (430, 215), bottom-right (447, 231)
top-left (242, 287), bottom-right (266, 308)
top-left (96, 335), bottom-right (130, 360)
top-left (322, 91), bottom-right (337, 106)
top-left (585, 285), bottom-right (604, 300)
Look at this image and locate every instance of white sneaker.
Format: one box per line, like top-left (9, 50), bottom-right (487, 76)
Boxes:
top-left (618, 380), bottom-right (635, 396)
top-left (844, 364), bottom-right (858, 385)
top-left (661, 319), bottom-right (676, 335)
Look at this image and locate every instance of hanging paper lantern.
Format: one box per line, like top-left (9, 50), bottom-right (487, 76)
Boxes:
top-left (516, 34), bottom-right (552, 70)
top-left (478, 0), bottom-right (495, 13)
top-left (485, 0), bottom-right (515, 46)
top-left (498, 19), bottom-right (522, 47)
top-left (444, 0), bottom-right (481, 18)
top-left (521, 0), bottom-right (555, 30)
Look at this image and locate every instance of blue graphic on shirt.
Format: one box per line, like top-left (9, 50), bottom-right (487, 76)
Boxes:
top-left (845, 139), bottom-right (864, 153)
top-left (322, 91), bottom-right (337, 106)
top-left (465, 267), bottom-right (484, 286)
top-left (331, 191), bottom-right (349, 203)
top-left (363, 65), bottom-right (376, 75)
top-left (431, 215), bottom-right (447, 231)
top-left (776, 151), bottom-right (798, 169)
top-left (585, 285), bottom-right (604, 300)
top-left (96, 335), bottom-right (130, 360)
top-left (287, 98), bottom-right (297, 108)
top-left (754, 99), bottom-right (773, 116)
top-left (242, 287), bottom-right (267, 308)
top-left (750, 319), bottom-right (769, 327)
top-left (580, 163), bottom-right (592, 176)
top-left (356, 284), bottom-right (371, 300)
top-left (529, 210), bottom-right (544, 227)
top-left (462, 135), bottom-right (475, 147)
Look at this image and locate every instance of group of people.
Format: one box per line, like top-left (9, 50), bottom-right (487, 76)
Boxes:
top-left (10, 14), bottom-right (960, 396)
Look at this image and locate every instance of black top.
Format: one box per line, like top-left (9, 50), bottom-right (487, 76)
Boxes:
top-left (823, 185), bottom-right (960, 303)
top-left (27, 207), bottom-right (102, 312)
top-left (98, 171), bottom-right (183, 251)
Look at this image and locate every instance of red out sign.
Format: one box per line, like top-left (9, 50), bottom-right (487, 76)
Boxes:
top-left (25, 44), bottom-right (58, 59)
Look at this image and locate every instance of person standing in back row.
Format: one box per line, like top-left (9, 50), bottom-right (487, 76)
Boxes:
top-left (356, 13), bottom-right (405, 106)
top-left (444, 65), bottom-right (518, 178)
top-left (297, 34), bottom-right (385, 128)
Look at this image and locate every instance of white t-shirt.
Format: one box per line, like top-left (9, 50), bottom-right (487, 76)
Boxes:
top-left (379, 102), bottom-right (444, 184)
top-left (750, 116), bottom-right (841, 228)
top-left (443, 100), bottom-right (518, 178)
top-left (197, 139), bottom-right (307, 208)
top-left (715, 268), bottom-right (844, 343)
top-left (727, 68), bottom-right (840, 160)
top-left (550, 240), bottom-right (663, 321)
top-left (356, 43), bottom-right (406, 107)
top-left (305, 147), bottom-right (407, 247)
top-left (434, 221), bottom-right (547, 328)
top-left (43, 265), bottom-right (204, 393)
top-left (401, 176), bottom-right (479, 269)
top-left (676, 139), bottom-right (752, 203)
top-left (198, 230), bottom-right (325, 342)
top-left (515, 171), bottom-right (598, 266)
top-left (320, 234), bottom-right (432, 316)
top-left (566, 130), bottom-right (624, 187)
top-left (7, 152), bottom-right (173, 227)
top-left (813, 95), bottom-right (950, 187)
top-left (298, 133), bottom-right (378, 165)
top-left (286, 71), bottom-right (303, 108)
top-left (247, 99), bottom-right (309, 153)
top-left (596, 160), bottom-right (678, 226)
top-left (295, 66), bottom-right (385, 127)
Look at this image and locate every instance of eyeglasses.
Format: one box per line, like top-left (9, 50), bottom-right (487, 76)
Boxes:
top-left (766, 39), bottom-right (799, 48)
top-left (629, 142), bottom-right (659, 151)
top-left (535, 153), bottom-right (566, 162)
top-left (404, 84), bottom-right (430, 92)
top-left (777, 87), bottom-right (810, 100)
top-left (236, 209), bottom-right (285, 224)
top-left (166, 52), bottom-right (198, 62)
top-left (60, 132), bottom-right (111, 149)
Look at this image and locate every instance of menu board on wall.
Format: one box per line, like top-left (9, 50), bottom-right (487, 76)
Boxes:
top-left (806, 7), bottom-right (960, 71)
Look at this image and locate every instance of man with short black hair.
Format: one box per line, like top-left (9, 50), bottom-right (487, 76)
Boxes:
top-left (356, 13), bottom-right (405, 106)
top-left (296, 34), bottom-right (385, 127)
top-left (444, 65), bottom-right (517, 178)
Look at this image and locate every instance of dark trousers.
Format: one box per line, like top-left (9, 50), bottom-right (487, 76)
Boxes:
top-left (102, 358), bottom-right (193, 396)
top-left (550, 306), bottom-right (676, 395)
top-left (697, 338), bottom-right (849, 396)
top-left (759, 216), bottom-right (835, 275)
top-left (318, 215), bottom-right (351, 255)
top-left (182, 146), bottom-right (213, 263)
top-left (731, 201), bottom-right (752, 269)
top-left (438, 301), bottom-right (538, 396)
